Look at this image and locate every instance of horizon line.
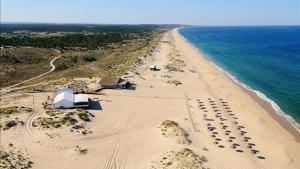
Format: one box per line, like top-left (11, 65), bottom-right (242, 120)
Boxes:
top-left (1, 21), bottom-right (300, 27)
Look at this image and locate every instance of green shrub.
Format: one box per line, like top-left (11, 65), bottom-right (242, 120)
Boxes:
top-left (83, 55), bottom-right (96, 62)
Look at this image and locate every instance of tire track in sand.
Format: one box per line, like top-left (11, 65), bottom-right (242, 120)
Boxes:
top-left (24, 110), bottom-right (39, 138)
top-left (103, 127), bottom-right (131, 169)
top-left (185, 93), bottom-right (198, 132)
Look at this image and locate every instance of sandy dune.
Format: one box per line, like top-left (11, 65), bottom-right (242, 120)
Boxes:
top-left (1, 29), bottom-right (300, 169)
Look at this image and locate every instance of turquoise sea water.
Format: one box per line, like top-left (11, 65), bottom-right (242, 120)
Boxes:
top-left (179, 26), bottom-right (300, 128)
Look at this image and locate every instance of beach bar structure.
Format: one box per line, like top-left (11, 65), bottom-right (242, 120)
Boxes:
top-left (53, 87), bottom-right (89, 109)
top-left (99, 76), bottom-right (129, 89)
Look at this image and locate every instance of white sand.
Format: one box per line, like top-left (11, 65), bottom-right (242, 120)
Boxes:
top-left (1, 29), bottom-right (300, 169)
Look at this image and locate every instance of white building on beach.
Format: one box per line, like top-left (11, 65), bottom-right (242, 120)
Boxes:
top-left (53, 88), bottom-right (89, 109)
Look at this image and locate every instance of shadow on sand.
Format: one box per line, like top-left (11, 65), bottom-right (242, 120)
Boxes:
top-left (88, 101), bottom-right (102, 110)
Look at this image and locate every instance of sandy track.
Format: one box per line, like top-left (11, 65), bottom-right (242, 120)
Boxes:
top-left (1, 49), bottom-right (62, 94)
top-left (24, 110), bottom-right (39, 138)
top-left (184, 93), bottom-right (198, 132)
top-left (84, 127), bottom-right (123, 141)
top-left (103, 128), bottom-right (131, 169)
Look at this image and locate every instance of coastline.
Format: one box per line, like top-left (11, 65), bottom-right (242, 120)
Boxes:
top-left (2, 28), bottom-right (300, 169)
top-left (176, 27), bottom-right (300, 142)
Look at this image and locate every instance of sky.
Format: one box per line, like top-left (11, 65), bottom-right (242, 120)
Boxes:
top-left (1, 0), bottom-right (300, 25)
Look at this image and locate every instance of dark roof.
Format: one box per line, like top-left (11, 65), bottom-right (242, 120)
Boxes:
top-left (99, 76), bottom-right (120, 85)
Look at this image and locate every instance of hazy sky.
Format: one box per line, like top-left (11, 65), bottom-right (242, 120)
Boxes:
top-left (2, 0), bottom-right (300, 25)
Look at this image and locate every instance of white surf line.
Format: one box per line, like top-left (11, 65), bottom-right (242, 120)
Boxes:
top-left (185, 93), bottom-right (198, 132)
top-left (177, 29), bottom-right (300, 133)
top-left (0, 49), bottom-right (62, 93)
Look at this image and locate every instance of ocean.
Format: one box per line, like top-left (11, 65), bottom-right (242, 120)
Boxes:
top-left (179, 26), bottom-right (300, 130)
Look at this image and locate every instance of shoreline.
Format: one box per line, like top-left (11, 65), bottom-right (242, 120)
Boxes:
top-left (176, 27), bottom-right (300, 142)
top-left (2, 28), bottom-right (300, 169)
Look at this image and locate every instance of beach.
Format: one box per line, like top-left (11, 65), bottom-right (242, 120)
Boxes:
top-left (1, 28), bottom-right (300, 169)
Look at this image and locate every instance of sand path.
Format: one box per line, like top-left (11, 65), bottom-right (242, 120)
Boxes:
top-left (1, 29), bottom-right (299, 169)
top-left (0, 49), bottom-right (62, 94)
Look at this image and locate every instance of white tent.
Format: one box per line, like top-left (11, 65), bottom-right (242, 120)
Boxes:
top-left (53, 88), bottom-right (74, 108)
top-left (53, 87), bottom-right (89, 109)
